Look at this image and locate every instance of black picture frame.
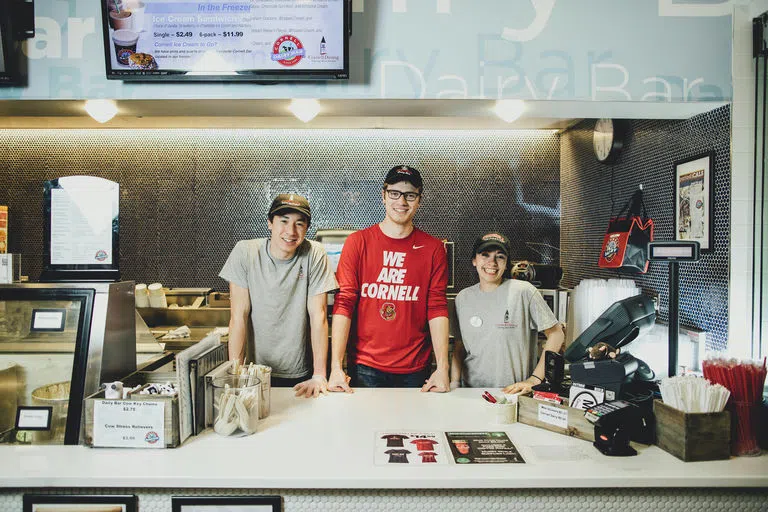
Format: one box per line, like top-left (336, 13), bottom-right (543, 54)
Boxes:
top-left (673, 151), bottom-right (715, 252)
top-left (23, 494), bottom-right (137, 512)
top-left (29, 308), bottom-right (67, 332)
top-left (15, 406), bottom-right (52, 431)
top-left (41, 176), bottom-right (121, 283)
top-left (172, 496), bottom-right (282, 512)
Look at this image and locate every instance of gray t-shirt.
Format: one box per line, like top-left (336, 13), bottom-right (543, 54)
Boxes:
top-left (454, 279), bottom-right (559, 388)
top-left (219, 238), bottom-right (338, 378)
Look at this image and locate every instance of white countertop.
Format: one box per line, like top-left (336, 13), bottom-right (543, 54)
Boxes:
top-left (2, 388), bottom-right (767, 489)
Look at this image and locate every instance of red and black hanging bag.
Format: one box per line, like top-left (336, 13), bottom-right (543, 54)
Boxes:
top-left (598, 189), bottom-right (654, 273)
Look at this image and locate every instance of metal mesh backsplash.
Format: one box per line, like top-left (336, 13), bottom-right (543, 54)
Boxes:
top-left (0, 129), bottom-right (561, 292)
top-left (560, 106), bottom-right (731, 351)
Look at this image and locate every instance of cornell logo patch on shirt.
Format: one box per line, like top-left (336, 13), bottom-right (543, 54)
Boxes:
top-left (298, 264), bottom-right (305, 279)
top-left (380, 302), bottom-right (396, 321)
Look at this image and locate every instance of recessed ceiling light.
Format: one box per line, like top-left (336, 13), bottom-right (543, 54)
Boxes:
top-left (493, 99), bottom-right (526, 123)
top-left (288, 99), bottom-right (321, 123)
top-left (84, 99), bottom-right (118, 123)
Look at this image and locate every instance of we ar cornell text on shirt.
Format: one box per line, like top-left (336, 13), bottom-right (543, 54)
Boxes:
top-left (360, 251), bottom-right (420, 301)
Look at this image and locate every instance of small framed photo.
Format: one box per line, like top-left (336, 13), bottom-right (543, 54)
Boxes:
top-left (172, 496), bottom-right (282, 512)
top-left (23, 494), bottom-right (137, 512)
top-left (673, 152), bottom-right (714, 252)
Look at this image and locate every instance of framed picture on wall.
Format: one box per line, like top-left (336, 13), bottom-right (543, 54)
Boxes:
top-left (172, 496), bottom-right (282, 512)
top-left (673, 152), bottom-right (714, 252)
top-left (23, 494), bottom-right (137, 512)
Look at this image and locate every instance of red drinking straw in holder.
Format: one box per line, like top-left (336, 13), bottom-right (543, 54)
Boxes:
top-left (703, 357), bottom-right (767, 456)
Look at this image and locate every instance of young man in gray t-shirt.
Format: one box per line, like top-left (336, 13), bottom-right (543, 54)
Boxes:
top-left (219, 194), bottom-right (338, 398)
top-left (450, 232), bottom-right (564, 393)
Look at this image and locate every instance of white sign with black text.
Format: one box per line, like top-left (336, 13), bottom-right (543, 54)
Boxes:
top-left (537, 403), bottom-right (568, 429)
top-left (92, 400), bottom-right (165, 448)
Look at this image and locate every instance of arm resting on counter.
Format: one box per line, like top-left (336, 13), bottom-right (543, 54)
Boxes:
top-left (422, 316), bottom-right (450, 393)
top-left (328, 313), bottom-right (353, 393)
top-left (503, 322), bottom-right (565, 395)
top-left (293, 292), bottom-right (330, 398)
top-left (228, 281), bottom-right (251, 365)
top-left (449, 338), bottom-right (465, 389)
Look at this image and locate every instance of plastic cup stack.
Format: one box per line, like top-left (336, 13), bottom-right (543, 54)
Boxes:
top-left (147, 282), bottom-right (168, 308)
top-left (135, 283), bottom-right (150, 308)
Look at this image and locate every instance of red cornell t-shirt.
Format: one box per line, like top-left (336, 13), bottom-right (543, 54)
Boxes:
top-left (418, 451), bottom-right (438, 463)
top-left (333, 225), bottom-right (449, 373)
top-left (411, 438), bottom-right (439, 451)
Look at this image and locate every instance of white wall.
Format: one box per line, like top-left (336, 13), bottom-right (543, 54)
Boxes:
top-left (729, 1), bottom-right (765, 358)
top-left (751, 0), bottom-right (768, 18)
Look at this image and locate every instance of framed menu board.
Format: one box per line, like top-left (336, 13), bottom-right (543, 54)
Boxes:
top-left (41, 176), bottom-right (120, 282)
top-left (100, 0), bottom-right (350, 81)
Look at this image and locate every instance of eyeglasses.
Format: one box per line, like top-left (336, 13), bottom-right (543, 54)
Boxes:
top-left (384, 189), bottom-right (421, 202)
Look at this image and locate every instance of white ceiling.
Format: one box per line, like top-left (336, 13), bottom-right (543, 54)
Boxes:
top-left (0, 99), bottom-right (728, 130)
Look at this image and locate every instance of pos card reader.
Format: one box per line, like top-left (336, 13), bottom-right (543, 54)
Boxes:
top-left (586, 400), bottom-right (656, 456)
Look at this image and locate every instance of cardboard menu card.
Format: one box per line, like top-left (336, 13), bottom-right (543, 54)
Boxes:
top-left (445, 432), bottom-right (525, 464)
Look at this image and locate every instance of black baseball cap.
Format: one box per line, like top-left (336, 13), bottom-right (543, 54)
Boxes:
top-left (472, 232), bottom-right (511, 256)
top-left (268, 193), bottom-right (311, 222)
top-left (384, 165), bottom-right (423, 190)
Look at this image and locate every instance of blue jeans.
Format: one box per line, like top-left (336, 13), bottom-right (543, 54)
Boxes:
top-left (351, 364), bottom-right (430, 388)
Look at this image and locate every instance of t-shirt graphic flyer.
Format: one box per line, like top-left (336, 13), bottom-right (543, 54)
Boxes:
top-left (375, 431), bottom-right (526, 465)
top-left (375, 431), bottom-right (446, 465)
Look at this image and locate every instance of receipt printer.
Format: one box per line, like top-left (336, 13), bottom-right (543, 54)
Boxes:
top-left (569, 352), bottom-right (655, 398)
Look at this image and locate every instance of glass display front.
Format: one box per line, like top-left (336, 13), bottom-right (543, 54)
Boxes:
top-left (0, 287), bottom-right (94, 445)
top-left (0, 298), bottom-right (84, 351)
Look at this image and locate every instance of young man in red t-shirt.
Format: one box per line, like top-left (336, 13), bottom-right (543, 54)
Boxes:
top-left (328, 165), bottom-right (450, 392)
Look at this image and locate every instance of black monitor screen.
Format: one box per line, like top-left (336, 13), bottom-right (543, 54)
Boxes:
top-left (0, 2), bottom-right (25, 86)
top-left (101, 0), bottom-right (350, 81)
top-left (0, 25), bottom-right (5, 75)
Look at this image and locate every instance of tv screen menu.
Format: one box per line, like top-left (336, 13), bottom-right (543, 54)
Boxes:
top-left (102, 0), bottom-right (347, 79)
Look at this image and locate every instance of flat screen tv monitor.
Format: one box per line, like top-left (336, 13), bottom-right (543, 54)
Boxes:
top-left (100, 0), bottom-right (350, 81)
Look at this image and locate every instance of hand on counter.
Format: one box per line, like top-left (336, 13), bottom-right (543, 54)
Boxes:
top-left (327, 368), bottom-right (354, 393)
top-left (421, 367), bottom-right (450, 393)
top-left (502, 378), bottom-right (537, 396)
top-left (294, 375), bottom-right (330, 398)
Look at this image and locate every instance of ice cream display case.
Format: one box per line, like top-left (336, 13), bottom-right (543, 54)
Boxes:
top-left (0, 282), bottom-right (136, 445)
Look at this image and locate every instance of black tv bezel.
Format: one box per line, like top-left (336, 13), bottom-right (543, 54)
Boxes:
top-left (0, 1), bottom-right (27, 87)
top-left (100, 0), bottom-right (351, 82)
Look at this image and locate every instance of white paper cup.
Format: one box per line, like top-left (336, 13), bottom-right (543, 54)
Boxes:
top-left (112, 29), bottom-right (139, 65)
top-left (126, 1), bottom-right (146, 31)
top-left (147, 282), bottom-right (168, 308)
top-left (488, 402), bottom-right (518, 424)
top-left (135, 283), bottom-right (150, 307)
top-left (109, 10), bottom-right (133, 30)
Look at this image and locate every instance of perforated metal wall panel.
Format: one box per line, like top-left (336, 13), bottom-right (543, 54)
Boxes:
top-left (560, 106), bottom-right (731, 351)
top-left (2, 487), bottom-right (768, 512)
top-left (0, 129), bottom-right (560, 292)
